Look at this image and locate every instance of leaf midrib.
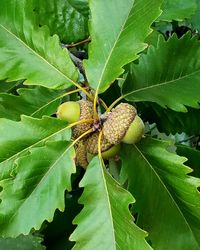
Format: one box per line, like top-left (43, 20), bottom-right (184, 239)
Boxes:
top-left (95, 1), bottom-right (135, 93)
top-left (125, 67), bottom-right (200, 98)
top-left (134, 144), bottom-right (200, 247)
top-left (99, 157), bottom-right (116, 250)
top-left (0, 24), bottom-right (77, 86)
top-left (5, 141), bottom-right (75, 234)
top-left (0, 121), bottom-right (69, 167)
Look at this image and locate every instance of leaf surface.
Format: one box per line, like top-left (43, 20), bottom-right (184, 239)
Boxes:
top-left (84, 0), bottom-right (162, 93)
top-left (0, 116), bottom-right (70, 181)
top-left (176, 144), bottom-right (200, 178)
top-left (123, 34), bottom-right (200, 112)
top-left (0, 0), bottom-right (78, 89)
top-left (121, 138), bottom-right (200, 250)
top-left (139, 103), bottom-right (200, 135)
top-left (0, 87), bottom-right (62, 121)
top-left (0, 235), bottom-right (45, 250)
top-left (70, 157), bottom-right (152, 250)
top-left (0, 81), bottom-right (20, 93)
top-left (35, 0), bottom-right (89, 44)
top-left (190, 0), bottom-right (200, 32)
top-left (158, 0), bottom-right (197, 21)
top-left (0, 140), bottom-right (76, 237)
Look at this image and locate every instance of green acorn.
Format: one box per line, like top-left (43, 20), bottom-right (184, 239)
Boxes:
top-left (57, 100), bottom-right (93, 138)
top-left (103, 103), bottom-right (144, 145)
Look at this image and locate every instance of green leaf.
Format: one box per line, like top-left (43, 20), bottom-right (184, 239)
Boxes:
top-left (84, 0), bottom-right (162, 93)
top-left (158, 0), bottom-right (197, 22)
top-left (0, 140), bottom-right (76, 237)
top-left (70, 157), bottom-right (152, 250)
top-left (139, 103), bottom-right (200, 135)
top-left (121, 138), bottom-right (200, 250)
top-left (123, 33), bottom-right (200, 112)
top-left (0, 87), bottom-right (63, 121)
top-left (0, 80), bottom-right (20, 93)
top-left (0, 0), bottom-right (78, 89)
top-left (0, 234), bottom-right (45, 250)
top-left (0, 116), bottom-right (70, 180)
top-left (176, 144), bottom-right (200, 178)
top-left (190, 0), bottom-right (200, 32)
top-left (35, 0), bottom-right (89, 44)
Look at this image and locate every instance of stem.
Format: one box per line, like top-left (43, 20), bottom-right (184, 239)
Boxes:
top-left (99, 98), bottom-right (108, 110)
top-left (70, 79), bottom-right (93, 101)
top-left (106, 95), bottom-right (124, 112)
top-left (93, 91), bottom-right (99, 120)
top-left (71, 128), bottom-right (93, 147)
top-left (97, 130), bottom-right (103, 158)
top-left (64, 37), bottom-right (91, 49)
top-left (66, 118), bottom-right (94, 130)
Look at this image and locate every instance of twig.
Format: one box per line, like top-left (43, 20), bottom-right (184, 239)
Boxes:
top-left (64, 37), bottom-right (91, 49)
top-left (69, 53), bottom-right (88, 83)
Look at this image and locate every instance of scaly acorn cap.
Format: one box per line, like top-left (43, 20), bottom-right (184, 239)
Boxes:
top-left (102, 103), bottom-right (137, 145)
top-left (75, 139), bottom-right (88, 169)
top-left (72, 100), bottom-right (93, 138)
top-left (86, 132), bottom-right (113, 155)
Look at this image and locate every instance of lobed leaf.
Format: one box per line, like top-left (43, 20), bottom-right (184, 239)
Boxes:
top-left (0, 0), bottom-right (78, 89)
top-left (121, 138), bottom-right (200, 250)
top-left (0, 116), bottom-right (70, 181)
top-left (70, 157), bottom-right (152, 250)
top-left (0, 141), bottom-right (76, 237)
top-left (176, 144), bottom-right (200, 178)
top-left (0, 87), bottom-right (63, 121)
top-left (84, 0), bottom-right (162, 93)
top-left (123, 33), bottom-right (200, 112)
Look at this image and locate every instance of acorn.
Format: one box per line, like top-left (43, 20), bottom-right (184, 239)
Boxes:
top-left (74, 139), bottom-right (88, 169)
top-left (86, 132), bottom-right (120, 160)
top-left (57, 101), bottom-right (80, 123)
top-left (57, 100), bottom-right (93, 138)
top-left (86, 132), bottom-right (112, 155)
top-left (103, 103), bottom-right (144, 145)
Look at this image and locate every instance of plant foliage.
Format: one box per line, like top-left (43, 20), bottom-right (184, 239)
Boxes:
top-left (0, 0), bottom-right (200, 249)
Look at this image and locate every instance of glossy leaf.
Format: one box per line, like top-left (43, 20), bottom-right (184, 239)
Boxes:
top-left (0, 140), bottom-right (76, 237)
top-left (84, 0), bottom-right (162, 93)
top-left (0, 87), bottom-right (62, 121)
top-left (121, 138), bottom-right (200, 250)
top-left (123, 33), bottom-right (200, 112)
top-left (176, 144), bottom-right (200, 178)
top-left (0, 116), bottom-right (70, 180)
top-left (70, 157), bottom-right (152, 250)
top-left (34, 0), bottom-right (89, 44)
top-left (0, 0), bottom-right (78, 89)
top-left (158, 0), bottom-right (197, 21)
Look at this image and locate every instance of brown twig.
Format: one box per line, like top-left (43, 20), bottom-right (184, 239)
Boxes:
top-left (64, 37), bottom-right (91, 49)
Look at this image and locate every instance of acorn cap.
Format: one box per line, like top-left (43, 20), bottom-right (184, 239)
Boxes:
top-left (86, 132), bottom-right (112, 155)
top-left (75, 139), bottom-right (88, 169)
top-left (72, 100), bottom-right (93, 138)
top-left (102, 103), bottom-right (137, 145)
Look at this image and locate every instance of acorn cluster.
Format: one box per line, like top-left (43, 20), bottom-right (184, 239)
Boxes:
top-left (57, 100), bottom-right (145, 168)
